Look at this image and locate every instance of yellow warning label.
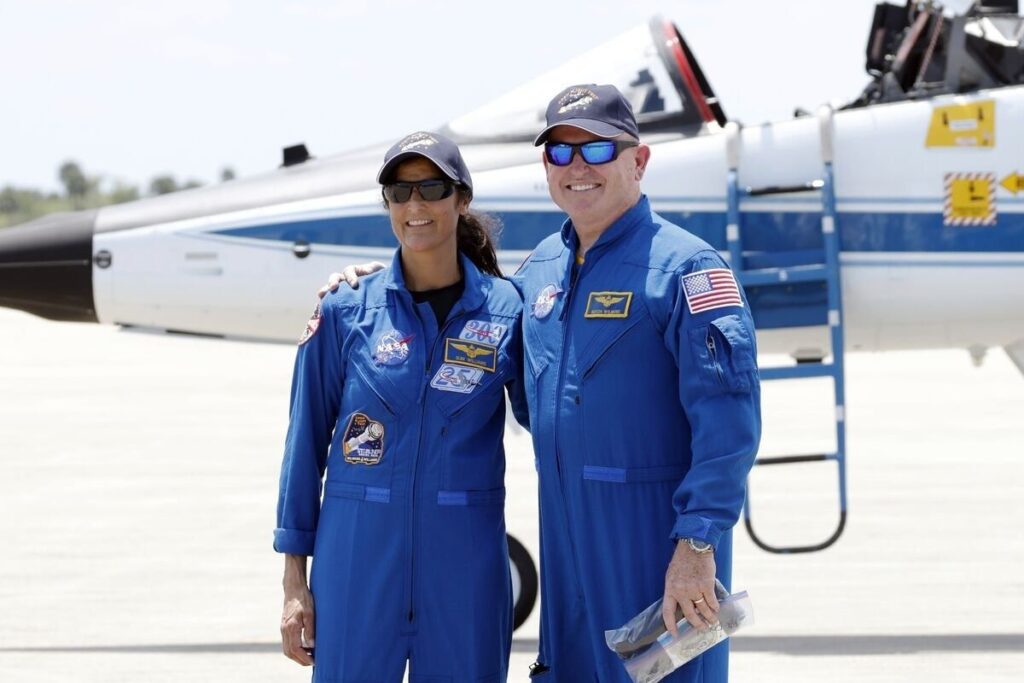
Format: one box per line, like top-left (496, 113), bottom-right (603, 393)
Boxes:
top-left (926, 101), bottom-right (995, 148)
top-left (944, 173), bottom-right (996, 226)
top-left (1000, 172), bottom-right (1023, 194)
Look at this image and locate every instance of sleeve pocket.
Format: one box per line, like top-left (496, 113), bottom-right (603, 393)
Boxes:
top-left (688, 314), bottom-right (757, 395)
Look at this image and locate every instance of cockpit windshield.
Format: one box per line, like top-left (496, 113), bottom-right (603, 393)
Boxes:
top-left (442, 17), bottom-right (726, 143)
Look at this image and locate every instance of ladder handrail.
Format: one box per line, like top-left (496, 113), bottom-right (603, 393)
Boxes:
top-left (728, 106), bottom-right (850, 554)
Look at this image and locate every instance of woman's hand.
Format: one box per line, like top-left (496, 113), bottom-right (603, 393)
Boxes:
top-left (280, 555), bottom-right (316, 666)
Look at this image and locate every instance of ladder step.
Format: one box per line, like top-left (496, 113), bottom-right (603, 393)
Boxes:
top-left (746, 179), bottom-right (824, 197)
top-left (760, 364), bottom-right (836, 381)
top-left (754, 453), bottom-right (840, 466)
top-left (740, 264), bottom-right (830, 286)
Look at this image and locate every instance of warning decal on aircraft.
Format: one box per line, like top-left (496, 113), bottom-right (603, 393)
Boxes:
top-left (1000, 172), bottom-right (1023, 195)
top-left (926, 101), bottom-right (995, 148)
top-left (944, 173), bottom-right (996, 226)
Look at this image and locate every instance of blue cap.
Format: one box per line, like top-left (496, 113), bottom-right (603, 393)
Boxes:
top-left (533, 84), bottom-right (640, 146)
top-left (376, 131), bottom-right (473, 196)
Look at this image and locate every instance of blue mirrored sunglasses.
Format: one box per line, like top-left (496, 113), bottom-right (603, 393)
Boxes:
top-left (544, 140), bottom-right (639, 166)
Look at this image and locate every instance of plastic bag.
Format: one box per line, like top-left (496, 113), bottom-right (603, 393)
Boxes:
top-left (604, 580), bottom-right (753, 683)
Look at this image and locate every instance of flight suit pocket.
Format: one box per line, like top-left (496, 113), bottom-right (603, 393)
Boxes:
top-left (688, 314), bottom-right (757, 395)
top-left (329, 361), bottom-right (399, 487)
top-left (578, 314), bottom-right (646, 380)
top-left (439, 374), bottom-right (507, 493)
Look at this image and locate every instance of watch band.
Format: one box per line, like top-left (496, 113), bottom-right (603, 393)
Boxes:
top-left (683, 537), bottom-right (714, 554)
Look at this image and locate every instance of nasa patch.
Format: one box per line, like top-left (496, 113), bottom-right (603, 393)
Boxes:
top-left (298, 304), bottom-right (322, 346)
top-left (430, 363), bottom-right (485, 394)
top-left (459, 319), bottom-right (507, 344)
top-left (343, 412), bottom-right (385, 465)
top-left (373, 330), bottom-right (413, 366)
top-left (532, 284), bottom-right (561, 319)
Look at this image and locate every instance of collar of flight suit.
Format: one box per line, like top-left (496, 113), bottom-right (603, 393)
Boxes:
top-left (558, 194), bottom-right (652, 266)
top-left (379, 247), bottom-right (488, 315)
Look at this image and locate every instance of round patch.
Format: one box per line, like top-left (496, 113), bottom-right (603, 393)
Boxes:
top-left (298, 304), bottom-right (322, 346)
top-left (373, 330), bottom-right (413, 366)
top-left (532, 284), bottom-right (560, 319)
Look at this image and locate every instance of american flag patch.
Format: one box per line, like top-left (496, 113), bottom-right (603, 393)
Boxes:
top-left (682, 268), bottom-right (743, 315)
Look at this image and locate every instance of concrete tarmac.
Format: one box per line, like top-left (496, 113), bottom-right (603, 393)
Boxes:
top-left (1, 307), bottom-right (1022, 682)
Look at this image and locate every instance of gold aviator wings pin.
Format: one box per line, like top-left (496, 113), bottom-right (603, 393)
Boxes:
top-left (451, 342), bottom-right (493, 359)
top-left (594, 294), bottom-right (624, 307)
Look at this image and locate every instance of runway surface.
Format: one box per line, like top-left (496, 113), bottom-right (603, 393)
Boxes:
top-left (1, 307), bottom-right (1022, 682)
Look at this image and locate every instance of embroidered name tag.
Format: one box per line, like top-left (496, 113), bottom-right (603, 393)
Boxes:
top-left (444, 339), bottom-right (497, 372)
top-left (584, 291), bottom-right (632, 318)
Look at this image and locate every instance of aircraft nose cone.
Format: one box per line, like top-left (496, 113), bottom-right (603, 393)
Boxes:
top-left (0, 210), bottom-right (98, 322)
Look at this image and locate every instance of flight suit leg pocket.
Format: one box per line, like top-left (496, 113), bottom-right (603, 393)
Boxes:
top-left (687, 314), bottom-right (757, 395)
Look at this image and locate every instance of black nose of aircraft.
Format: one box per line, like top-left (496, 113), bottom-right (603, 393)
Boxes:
top-left (0, 210), bottom-right (98, 322)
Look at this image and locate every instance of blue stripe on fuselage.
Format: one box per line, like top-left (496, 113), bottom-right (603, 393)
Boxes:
top-left (209, 209), bottom-right (1024, 254)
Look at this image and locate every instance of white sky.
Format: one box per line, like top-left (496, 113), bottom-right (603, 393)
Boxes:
top-left (0, 0), bottom-right (975, 193)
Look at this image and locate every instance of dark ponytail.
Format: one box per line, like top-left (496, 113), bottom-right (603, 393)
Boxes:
top-left (456, 190), bottom-right (503, 277)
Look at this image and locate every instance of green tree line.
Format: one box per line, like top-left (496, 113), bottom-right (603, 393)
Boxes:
top-left (1, 161), bottom-right (236, 229)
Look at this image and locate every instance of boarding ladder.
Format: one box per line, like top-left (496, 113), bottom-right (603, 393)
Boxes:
top-left (726, 107), bottom-right (848, 554)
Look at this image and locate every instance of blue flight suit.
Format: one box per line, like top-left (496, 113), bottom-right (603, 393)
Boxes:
top-left (515, 196), bottom-right (761, 682)
top-left (274, 251), bottom-right (527, 683)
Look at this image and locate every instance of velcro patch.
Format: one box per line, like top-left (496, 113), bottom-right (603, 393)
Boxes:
top-left (444, 339), bottom-right (497, 372)
top-left (458, 319), bottom-right (507, 344)
top-left (298, 304), bottom-right (322, 345)
top-left (682, 268), bottom-right (743, 315)
top-left (430, 363), bottom-right (485, 394)
top-left (342, 412), bottom-right (384, 465)
top-left (584, 291), bottom-right (632, 318)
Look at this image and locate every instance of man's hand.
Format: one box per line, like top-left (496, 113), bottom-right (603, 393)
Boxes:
top-left (662, 541), bottom-right (719, 636)
top-left (316, 261), bottom-right (386, 298)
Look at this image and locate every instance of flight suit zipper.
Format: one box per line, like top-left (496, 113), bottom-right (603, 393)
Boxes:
top-left (406, 307), bottom-right (461, 629)
top-left (707, 332), bottom-right (725, 384)
top-left (552, 259), bottom-right (586, 601)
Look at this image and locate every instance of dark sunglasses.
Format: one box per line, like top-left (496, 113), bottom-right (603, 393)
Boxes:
top-left (544, 140), bottom-right (639, 167)
top-left (382, 179), bottom-right (459, 203)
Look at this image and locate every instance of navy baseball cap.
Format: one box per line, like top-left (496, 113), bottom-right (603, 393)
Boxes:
top-left (533, 84), bottom-right (640, 146)
top-left (376, 131), bottom-right (473, 196)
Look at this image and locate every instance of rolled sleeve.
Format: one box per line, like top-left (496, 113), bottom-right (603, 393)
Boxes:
top-left (273, 528), bottom-right (318, 556)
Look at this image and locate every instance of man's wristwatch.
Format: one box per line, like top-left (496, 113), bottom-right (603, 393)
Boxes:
top-left (682, 537), bottom-right (714, 554)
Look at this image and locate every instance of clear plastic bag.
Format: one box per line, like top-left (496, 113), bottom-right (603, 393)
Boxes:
top-left (604, 581), bottom-right (754, 683)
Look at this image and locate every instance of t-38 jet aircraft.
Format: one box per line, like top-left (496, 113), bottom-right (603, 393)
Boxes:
top-left (2, 0), bottom-right (1023, 627)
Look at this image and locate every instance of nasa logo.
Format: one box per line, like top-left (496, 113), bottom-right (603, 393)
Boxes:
top-left (532, 284), bottom-right (561, 319)
top-left (373, 330), bottom-right (413, 366)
